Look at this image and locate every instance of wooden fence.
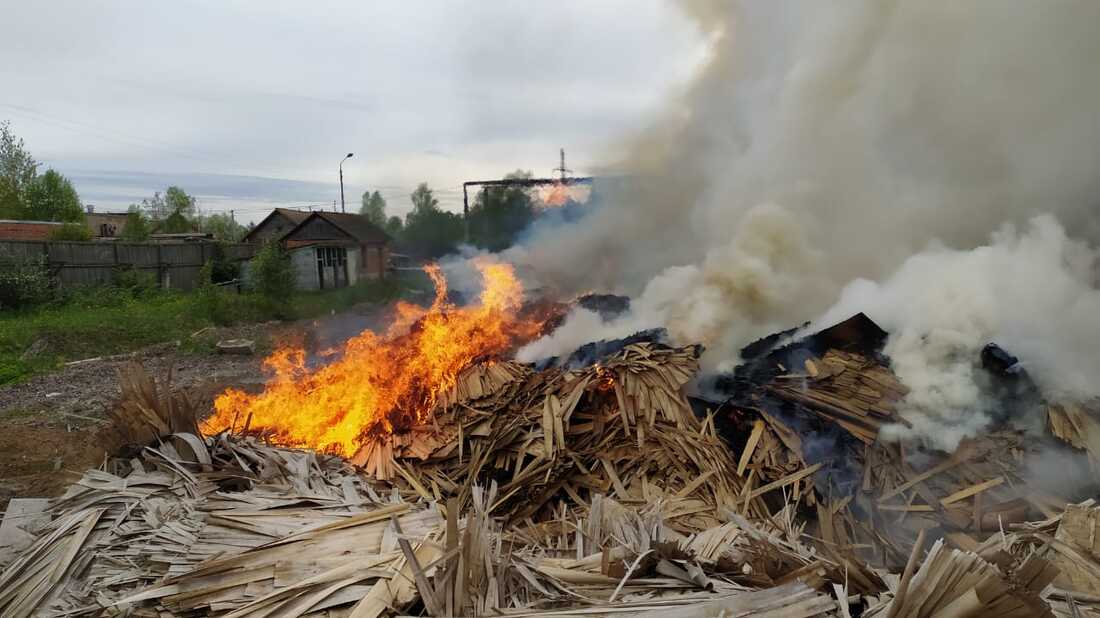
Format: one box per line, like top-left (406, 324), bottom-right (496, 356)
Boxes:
top-left (0, 240), bottom-right (256, 291)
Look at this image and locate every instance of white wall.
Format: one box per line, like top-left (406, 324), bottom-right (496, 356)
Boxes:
top-left (290, 246), bottom-right (320, 290)
top-left (347, 247), bottom-right (360, 286)
top-left (289, 245), bottom-right (360, 290)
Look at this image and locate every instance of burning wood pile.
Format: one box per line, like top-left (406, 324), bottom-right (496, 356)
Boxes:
top-left (3, 268), bottom-right (1100, 616)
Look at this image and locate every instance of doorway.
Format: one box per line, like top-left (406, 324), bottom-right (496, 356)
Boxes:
top-left (316, 246), bottom-right (348, 289)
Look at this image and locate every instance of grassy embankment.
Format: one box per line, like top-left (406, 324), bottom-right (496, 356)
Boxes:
top-left (0, 277), bottom-right (426, 384)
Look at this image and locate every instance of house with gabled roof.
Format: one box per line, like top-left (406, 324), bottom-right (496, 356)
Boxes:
top-left (243, 208), bottom-right (312, 245)
top-left (277, 211), bottom-right (391, 290)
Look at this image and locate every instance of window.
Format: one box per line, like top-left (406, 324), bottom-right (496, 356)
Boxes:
top-left (318, 246), bottom-right (346, 266)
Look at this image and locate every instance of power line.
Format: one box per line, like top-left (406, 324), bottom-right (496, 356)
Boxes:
top-left (0, 103), bottom-right (334, 181)
top-left (0, 103), bottom-right (216, 163)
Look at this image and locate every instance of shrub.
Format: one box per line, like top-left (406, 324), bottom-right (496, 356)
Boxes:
top-left (249, 241), bottom-right (295, 304)
top-left (208, 242), bottom-right (241, 284)
top-left (48, 222), bottom-right (92, 241)
top-left (113, 266), bottom-right (159, 295)
top-left (0, 256), bottom-right (53, 310)
top-left (194, 260), bottom-right (283, 325)
top-left (120, 206), bottom-right (151, 241)
top-left (195, 260), bottom-right (229, 324)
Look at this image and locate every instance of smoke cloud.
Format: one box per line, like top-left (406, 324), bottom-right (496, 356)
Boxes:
top-left (816, 215), bottom-right (1100, 450)
top-left (511, 1), bottom-right (1100, 448)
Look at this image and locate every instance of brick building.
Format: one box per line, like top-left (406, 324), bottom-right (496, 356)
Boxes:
top-left (0, 220), bottom-right (64, 241)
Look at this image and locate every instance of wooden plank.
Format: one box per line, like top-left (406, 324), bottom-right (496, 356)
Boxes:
top-left (939, 477), bottom-right (1004, 507)
top-left (748, 463), bottom-right (823, 500)
top-left (878, 455), bottom-right (970, 503)
top-left (737, 420), bottom-right (765, 477)
top-left (389, 515), bottom-right (441, 616)
top-left (0, 499), bottom-right (50, 565)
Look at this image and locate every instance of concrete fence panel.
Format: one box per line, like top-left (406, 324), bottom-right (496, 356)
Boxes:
top-left (115, 244), bottom-right (160, 266)
top-left (0, 241), bottom-right (48, 262)
top-left (0, 240), bottom-right (256, 291)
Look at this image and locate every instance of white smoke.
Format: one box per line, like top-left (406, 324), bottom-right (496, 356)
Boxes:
top-left (517, 203), bottom-right (831, 369)
top-left (510, 1), bottom-right (1100, 447)
top-left (816, 215), bottom-right (1100, 450)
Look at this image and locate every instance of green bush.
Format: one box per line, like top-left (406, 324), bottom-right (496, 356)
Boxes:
top-left (120, 207), bottom-right (151, 241)
top-left (52, 285), bottom-right (130, 309)
top-left (0, 257), bottom-right (53, 310)
top-left (113, 266), bottom-right (159, 295)
top-left (208, 242), bottom-right (241, 284)
top-left (249, 241), bottom-right (295, 305)
top-left (47, 223), bottom-right (92, 241)
top-left (196, 260), bottom-right (230, 325)
top-left (195, 259), bottom-right (279, 325)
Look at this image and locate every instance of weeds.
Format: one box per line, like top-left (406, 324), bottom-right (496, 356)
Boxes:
top-left (249, 241), bottom-right (295, 303)
top-left (0, 276), bottom-right (410, 384)
top-left (0, 256), bottom-right (53, 310)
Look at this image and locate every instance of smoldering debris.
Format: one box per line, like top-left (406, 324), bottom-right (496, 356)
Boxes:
top-left (704, 314), bottom-right (903, 499)
top-left (574, 292), bottom-right (631, 320)
top-left (535, 326), bottom-right (671, 370)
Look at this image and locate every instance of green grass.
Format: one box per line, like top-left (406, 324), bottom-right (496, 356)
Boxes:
top-left (289, 278), bottom-right (407, 317)
top-left (0, 278), bottom-right (414, 385)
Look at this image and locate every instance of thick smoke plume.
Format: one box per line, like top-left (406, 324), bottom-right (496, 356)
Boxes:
top-left (816, 215), bottom-right (1100, 451)
top-left (513, 1), bottom-right (1100, 448)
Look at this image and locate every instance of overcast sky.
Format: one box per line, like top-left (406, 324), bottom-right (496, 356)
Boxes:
top-left (0, 1), bottom-right (705, 224)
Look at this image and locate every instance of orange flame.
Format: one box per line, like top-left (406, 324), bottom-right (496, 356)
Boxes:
top-left (595, 367), bottom-right (616, 393)
top-left (201, 259), bottom-right (542, 457)
top-left (537, 182), bottom-right (591, 207)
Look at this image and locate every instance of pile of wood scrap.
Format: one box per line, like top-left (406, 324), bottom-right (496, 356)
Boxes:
top-left (864, 432), bottom-right (1044, 536)
top-left (1046, 503), bottom-right (1100, 594)
top-left (0, 429), bottom-right (845, 616)
top-left (1048, 401), bottom-right (1100, 471)
top-left (0, 346), bottom-right (858, 617)
top-left (372, 342), bottom-right (759, 534)
top-left (868, 538), bottom-right (1057, 617)
top-left (0, 432), bottom-right (401, 616)
top-left (4, 316), bottom-right (1100, 616)
top-left (98, 362), bottom-right (203, 455)
top-left (713, 346), bottom-right (909, 509)
top-left (766, 349), bottom-right (909, 445)
top-left (987, 501), bottom-right (1100, 605)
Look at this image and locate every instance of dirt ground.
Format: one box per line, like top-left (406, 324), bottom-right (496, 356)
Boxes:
top-left (0, 303), bottom-right (393, 509)
top-left (0, 329), bottom-right (269, 508)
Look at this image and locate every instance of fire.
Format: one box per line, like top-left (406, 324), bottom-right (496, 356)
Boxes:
top-left (537, 182), bottom-right (591, 207)
top-left (595, 368), bottom-right (616, 392)
top-left (201, 260), bottom-right (544, 457)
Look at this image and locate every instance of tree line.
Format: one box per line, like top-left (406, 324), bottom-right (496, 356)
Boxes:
top-left (0, 120), bottom-right (246, 242)
top-left (118, 187), bottom-right (246, 242)
top-left (358, 170), bottom-right (542, 259)
top-left (1, 121), bottom-right (86, 239)
top-left (4, 119), bottom-right (564, 253)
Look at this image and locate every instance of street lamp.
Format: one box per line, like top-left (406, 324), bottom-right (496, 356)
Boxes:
top-left (339, 152), bottom-right (354, 213)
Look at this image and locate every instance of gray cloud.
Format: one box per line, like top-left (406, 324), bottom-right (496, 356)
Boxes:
top-left (0, 1), bottom-right (705, 222)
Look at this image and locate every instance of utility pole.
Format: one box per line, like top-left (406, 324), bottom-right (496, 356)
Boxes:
top-left (463, 184), bottom-right (469, 244)
top-left (460, 149), bottom-right (588, 243)
top-left (552, 147), bottom-right (572, 181)
top-left (339, 152), bottom-right (354, 213)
